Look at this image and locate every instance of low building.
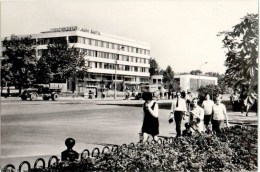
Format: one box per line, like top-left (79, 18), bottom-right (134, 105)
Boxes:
top-left (174, 74), bottom-right (218, 93)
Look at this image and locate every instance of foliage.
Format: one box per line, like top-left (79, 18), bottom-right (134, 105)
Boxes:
top-left (197, 84), bottom-right (223, 103)
top-left (218, 13), bottom-right (258, 95)
top-left (1, 35), bottom-right (37, 92)
top-left (190, 70), bottom-right (202, 75)
top-left (25, 125), bottom-right (257, 172)
top-left (36, 38), bottom-right (87, 84)
top-left (204, 72), bottom-right (220, 77)
top-left (149, 58), bottom-right (160, 76)
top-left (162, 65), bottom-right (175, 91)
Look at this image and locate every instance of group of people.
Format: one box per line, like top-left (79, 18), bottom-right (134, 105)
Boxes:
top-left (141, 92), bottom-right (229, 142)
top-left (230, 90), bottom-right (257, 116)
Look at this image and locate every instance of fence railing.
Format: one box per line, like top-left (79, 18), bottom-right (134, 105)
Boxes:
top-left (3, 138), bottom-right (170, 172)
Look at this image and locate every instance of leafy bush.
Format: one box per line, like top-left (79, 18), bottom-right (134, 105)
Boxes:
top-left (9, 125), bottom-right (258, 172)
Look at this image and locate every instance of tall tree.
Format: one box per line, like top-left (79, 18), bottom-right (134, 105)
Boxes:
top-left (218, 13), bottom-right (258, 94)
top-left (162, 65), bottom-right (175, 91)
top-left (1, 35), bottom-right (37, 93)
top-left (36, 38), bottom-right (87, 86)
top-left (149, 58), bottom-right (160, 76)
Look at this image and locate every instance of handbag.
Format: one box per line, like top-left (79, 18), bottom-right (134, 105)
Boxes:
top-left (168, 112), bottom-right (174, 123)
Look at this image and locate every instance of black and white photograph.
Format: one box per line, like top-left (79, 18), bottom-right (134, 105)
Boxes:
top-left (1, 0), bottom-right (258, 171)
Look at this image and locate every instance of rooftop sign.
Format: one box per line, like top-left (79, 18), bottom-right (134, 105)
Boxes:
top-left (49, 26), bottom-right (100, 35)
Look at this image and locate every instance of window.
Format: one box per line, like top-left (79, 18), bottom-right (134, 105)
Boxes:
top-left (141, 67), bottom-right (146, 73)
top-left (78, 37), bottom-right (85, 44)
top-left (133, 47), bottom-right (136, 53)
top-left (91, 39), bottom-right (95, 46)
top-left (136, 57), bottom-right (138, 63)
top-left (104, 63), bottom-right (109, 69)
top-left (37, 38), bottom-right (44, 45)
top-left (136, 48), bottom-right (139, 53)
top-left (85, 38), bottom-right (91, 45)
top-left (99, 62), bottom-right (102, 68)
top-left (130, 56), bottom-right (133, 62)
top-left (144, 59), bottom-right (146, 64)
top-left (134, 67), bottom-right (138, 72)
top-left (111, 43), bottom-right (115, 49)
top-left (126, 56), bottom-right (129, 61)
top-left (147, 50), bottom-right (150, 55)
top-left (153, 79), bottom-right (156, 84)
top-left (69, 36), bottom-right (77, 43)
top-left (125, 65), bottom-right (130, 71)
top-left (95, 62), bottom-right (98, 68)
top-left (103, 42), bottom-right (107, 48)
top-left (158, 79), bottom-right (162, 84)
top-left (114, 44), bottom-right (118, 50)
top-left (95, 51), bottom-right (98, 57)
top-left (95, 40), bottom-right (98, 46)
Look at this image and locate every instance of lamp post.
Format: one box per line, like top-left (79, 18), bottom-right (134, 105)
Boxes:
top-left (198, 62), bottom-right (208, 89)
top-left (114, 46), bottom-right (124, 99)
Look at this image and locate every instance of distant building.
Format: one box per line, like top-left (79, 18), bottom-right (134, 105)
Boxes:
top-left (149, 75), bottom-right (163, 86)
top-left (174, 74), bottom-right (218, 93)
top-left (2, 26), bottom-right (151, 95)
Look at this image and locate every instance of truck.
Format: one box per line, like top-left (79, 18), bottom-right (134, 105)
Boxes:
top-left (135, 85), bottom-right (162, 100)
top-left (20, 84), bottom-right (62, 101)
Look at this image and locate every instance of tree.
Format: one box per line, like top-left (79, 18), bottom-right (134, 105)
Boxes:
top-left (36, 38), bottom-right (87, 90)
top-left (190, 70), bottom-right (203, 75)
top-left (1, 35), bottom-right (37, 93)
top-left (197, 85), bottom-right (222, 104)
top-left (218, 13), bottom-right (258, 94)
top-left (204, 72), bottom-right (220, 77)
top-left (149, 58), bottom-right (160, 76)
top-left (162, 65), bottom-right (175, 91)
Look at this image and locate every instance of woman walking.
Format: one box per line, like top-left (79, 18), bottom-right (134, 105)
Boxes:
top-left (212, 95), bottom-right (229, 134)
top-left (141, 92), bottom-right (159, 142)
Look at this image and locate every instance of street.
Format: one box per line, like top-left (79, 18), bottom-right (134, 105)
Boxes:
top-left (1, 97), bottom-right (257, 168)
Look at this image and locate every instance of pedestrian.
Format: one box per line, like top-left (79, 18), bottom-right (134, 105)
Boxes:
top-left (189, 98), bottom-right (204, 133)
top-left (202, 93), bottom-right (214, 132)
top-left (168, 91), bottom-right (171, 99)
top-left (211, 96), bottom-right (229, 134)
top-left (141, 92), bottom-right (159, 142)
top-left (230, 91), bottom-right (240, 111)
top-left (186, 91), bottom-right (193, 111)
top-left (169, 91), bottom-right (187, 137)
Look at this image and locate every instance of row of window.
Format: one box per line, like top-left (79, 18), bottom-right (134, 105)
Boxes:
top-left (89, 61), bottom-right (148, 73)
top-left (37, 49), bottom-right (149, 64)
top-left (81, 49), bottom-right (149, 64)
top-left (70, 36), bottom-right (150, 55)
top-left (36, 36), bottom-right (150, 55)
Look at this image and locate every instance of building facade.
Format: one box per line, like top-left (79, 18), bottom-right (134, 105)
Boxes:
top-left (174, 74), bottom-right (218, 93)
top-left (4, 26), bottom-right (151, 94)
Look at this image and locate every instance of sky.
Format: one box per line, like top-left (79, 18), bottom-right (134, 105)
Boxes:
top-left (1, 0), bottom-right (258, 74)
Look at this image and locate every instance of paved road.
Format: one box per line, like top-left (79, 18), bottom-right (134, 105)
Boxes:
top-left (1, 97), bottom-right (257, 169)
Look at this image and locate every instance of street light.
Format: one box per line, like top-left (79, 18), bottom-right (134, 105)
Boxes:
top-left (114, 46), bottom-right (124, 99)
top-left (198, 61), bottom-right (208, 89)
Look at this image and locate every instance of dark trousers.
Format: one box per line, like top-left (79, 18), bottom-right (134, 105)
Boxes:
top-left (212, 120), bottom-right (223, 134)
top-left (174, 111), bottom-right (184, 137)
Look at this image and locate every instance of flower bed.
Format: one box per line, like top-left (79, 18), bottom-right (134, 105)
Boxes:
top-left (8, 125), bottom-right (258, 172)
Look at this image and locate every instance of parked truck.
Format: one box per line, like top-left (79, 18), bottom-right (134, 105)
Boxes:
top-left (21, 84), bottom-right (62, 101)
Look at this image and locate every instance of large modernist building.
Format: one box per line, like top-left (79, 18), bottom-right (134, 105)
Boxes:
top-left (174, 74), bottom-right (218, 93)
top-left (3, 26), bottom-right (151, 94)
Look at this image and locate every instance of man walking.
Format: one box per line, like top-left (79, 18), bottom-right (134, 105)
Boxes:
top-left (170, 91), bottom-right (187, 137)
